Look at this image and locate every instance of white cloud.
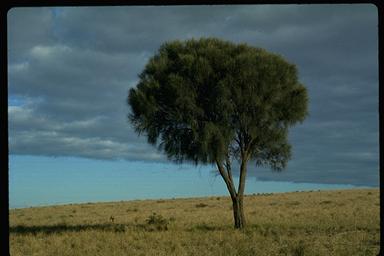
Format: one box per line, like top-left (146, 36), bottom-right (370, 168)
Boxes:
top-left (29, 44), bottom-right (68, 59)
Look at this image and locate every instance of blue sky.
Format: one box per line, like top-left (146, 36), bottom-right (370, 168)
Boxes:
top-left (9, 155), bottom-right (359, 209)
top-left (7, 5), bottom-right (379, 208)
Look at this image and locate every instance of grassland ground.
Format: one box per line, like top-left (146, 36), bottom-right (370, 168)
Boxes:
top-left (9, 189), bottom-right (380, 255)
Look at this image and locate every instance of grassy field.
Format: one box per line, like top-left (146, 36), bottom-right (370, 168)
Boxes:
top-left (9, 188), bottom-right (380, 256)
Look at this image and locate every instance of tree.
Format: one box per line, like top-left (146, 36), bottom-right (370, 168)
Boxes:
top-left (127, 38), bottom-right (308, 229)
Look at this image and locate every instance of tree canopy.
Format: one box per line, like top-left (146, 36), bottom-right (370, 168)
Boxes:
top-left (128, 37), bottom-right (308, 170)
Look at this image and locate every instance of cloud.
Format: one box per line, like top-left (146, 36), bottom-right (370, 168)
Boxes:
top-left (8, 104), bottom-right (164, 161)
top-left (7, 5), bottom-right (378, 186)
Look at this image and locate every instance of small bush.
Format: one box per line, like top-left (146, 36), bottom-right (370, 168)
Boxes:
top-left (195, 203), bottom-right (208, 208)
top-left (145, 213), bottom-right (168, 231)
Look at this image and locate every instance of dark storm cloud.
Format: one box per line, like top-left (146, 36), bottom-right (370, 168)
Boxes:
top-left (7, 8), bottom-right (56, 61)
top-left (49, 6), bottom-right (243, 54)
top-left (7, 5), bottom-right (378, 186)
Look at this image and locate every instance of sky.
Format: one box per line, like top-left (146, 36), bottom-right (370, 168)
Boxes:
top-left (7, 4), bottom-right (379, 207)
top-left (9, 155), bottom-right (358, 209)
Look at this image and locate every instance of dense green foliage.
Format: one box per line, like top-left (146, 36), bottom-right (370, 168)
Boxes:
top-left (128, 37), bottom-right (308, 170)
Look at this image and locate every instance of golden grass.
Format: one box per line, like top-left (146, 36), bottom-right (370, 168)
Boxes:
top-left (9, 188), bottom-right (380, 255)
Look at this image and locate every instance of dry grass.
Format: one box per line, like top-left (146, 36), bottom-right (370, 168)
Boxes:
top-left (9, 189), bottom-right (380, 255)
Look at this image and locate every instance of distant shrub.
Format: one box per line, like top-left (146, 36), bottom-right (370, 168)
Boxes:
top-left (145, 213), bottom-right (168, 231)
top-left (195, 203), bottom-right (208, 208)
top-left (320, 200), bottom-right (332, 205)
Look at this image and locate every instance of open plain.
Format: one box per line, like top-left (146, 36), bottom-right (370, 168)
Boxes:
top-left (9, 188), bottom-right (380, 256)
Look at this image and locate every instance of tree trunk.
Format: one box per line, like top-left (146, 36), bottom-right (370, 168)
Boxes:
top-left (233, 154), bottom-right (248, 229)
top-left (232, 195), bottom-right (245, 229)
top-left (216, 156), bottom-right (248, 229)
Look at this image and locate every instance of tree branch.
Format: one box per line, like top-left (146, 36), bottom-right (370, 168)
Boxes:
top-left (245, 138), bottom-right (255, 155)
top-left (237, 151), bottom-right (249, 197)
top-left (235, 130), bottom-right (243, 149)
top-left (224, 153), bottom-right (234, 188)
top-left (216, 160), bottom-right (237, 199)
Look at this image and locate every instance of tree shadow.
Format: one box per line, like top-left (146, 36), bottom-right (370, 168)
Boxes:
top-left (9, 223), bottom-right (127, 235)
